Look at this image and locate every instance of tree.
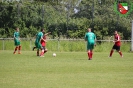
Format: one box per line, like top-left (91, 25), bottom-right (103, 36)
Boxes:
top-left (0, 0), bottom-right (132, 39)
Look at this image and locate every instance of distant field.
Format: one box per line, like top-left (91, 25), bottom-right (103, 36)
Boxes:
top-left (0, 40), bottom-right (131, 52)
top-left (0, 51), bottom-right (133, 88)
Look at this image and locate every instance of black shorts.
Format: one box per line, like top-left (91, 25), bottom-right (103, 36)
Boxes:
top-left (112, 45), bottom-right (120, 51)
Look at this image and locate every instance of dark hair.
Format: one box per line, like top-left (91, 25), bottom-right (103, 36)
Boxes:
top-left (16, 27), bottom-right (19, 30)
top-left (41, 28), bottom-right (44, 31)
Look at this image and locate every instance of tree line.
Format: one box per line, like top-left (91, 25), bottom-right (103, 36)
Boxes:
top-left (0, 0), bottom-right (133, 40)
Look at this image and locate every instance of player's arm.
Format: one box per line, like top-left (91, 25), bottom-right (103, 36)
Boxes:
top-left (84, 34), bottom-right (87, 41)
top-left (113, 36), bottom-right (120, 43)
top-left (14, 33), bottom-right (16, 39)
top-left (44, 32), bottom-right (51, 36)
top-left (41, 37), bottom-right (45, 41)
top-left (40, 36), bottom-right (47, 42)
top-left (14, 33), bottom-right (18, 40)
top-left (94, 34), bottom-right (97, 46)
top-left (18, 33), bottom-right (20, 41)
top-left (116, 36), bottom-right (120, 42)
top-left (18, 37), bottom-right (20, 41)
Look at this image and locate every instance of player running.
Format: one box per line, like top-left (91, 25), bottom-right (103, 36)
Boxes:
top-left (13, 27), bottom-right (21, 54)
top-left (35, 29), bottom-right (45, 57)
top-left (109, 31), bottom-right (123, 57)
top-left (85, 28), bottom-right (96, 60)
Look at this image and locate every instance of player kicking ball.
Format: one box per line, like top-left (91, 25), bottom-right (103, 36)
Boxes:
top-left (109, 31), bottom-right (123, 57)
top-left (85, 28), bottom-right (96, 60)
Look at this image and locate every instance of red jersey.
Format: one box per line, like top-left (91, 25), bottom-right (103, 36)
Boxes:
top-left (114, 34), bottom-right (121, 46)
top-left (41, 35), bottom-right (46, 47)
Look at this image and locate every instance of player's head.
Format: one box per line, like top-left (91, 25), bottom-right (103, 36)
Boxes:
top-left (16, 27), bottom-right (19, 32)
top-left (87, 28), bottom-right (91, 32)
top-left (114, 31), bottom-right (118, 35)
top-left (41, 28), bottom-right (45, 33)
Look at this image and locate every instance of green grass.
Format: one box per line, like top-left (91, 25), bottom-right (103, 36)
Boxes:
top-left (0, 51), bottom-right (133, 88)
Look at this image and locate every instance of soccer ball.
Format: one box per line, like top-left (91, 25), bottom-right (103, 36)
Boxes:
top-left (53, 53), bottom-right (56, 57)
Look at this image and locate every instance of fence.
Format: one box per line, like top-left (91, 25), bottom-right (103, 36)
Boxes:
top-left (0, 38), bottom-right (132, 52)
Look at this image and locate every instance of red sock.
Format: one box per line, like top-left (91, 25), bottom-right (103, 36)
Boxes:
top-left (90, 51), bottom-right (93, 58)
top-left (18, 46), bottom-right (21, 50)
top-left (40, 50), bottom-right (44, 56)
top-left (15, 47), bottom-right (18, 51)
top-left (14, 47), bottom-right (18, 53)
top-left (88, 51), bottom-right (91, 59)
top-left (110, 50), bottom-right (114, 57)
top-left (119, 51), bottom-right (123, 56)
top-left (18, 46), bottom-right (21, 53)
top-left (40, 52), bottom-right (43, 56)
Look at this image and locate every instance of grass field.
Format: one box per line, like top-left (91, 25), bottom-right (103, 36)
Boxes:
top-left (0, 51), bottom-right (133, 88)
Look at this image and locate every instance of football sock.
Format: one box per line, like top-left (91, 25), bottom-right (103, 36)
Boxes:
top-left (18, 46), bottom-right (21, 53)
top-left (88, 51), bottom-right (91, 59)
top-left (14, 47), bottom-right (18, 53)
top-left (110, 50), bottom-right (114, 57)
top-left (40, 50), bottom-right (44, 56)
top-left (40, 52), bottom-right (43, 56)
top-left (33, 47), bottom-right (36, 51)
top-left (90, 51), bottom-right (93, 59)
top-left (18, 45), bottom-right (21, 50)
top-left (37, 49), bottom-right (39, 56)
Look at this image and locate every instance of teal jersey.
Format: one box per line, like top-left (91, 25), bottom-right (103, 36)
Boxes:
top-left (85, 32), bottom-right (96, 43)
top-left (35, 32), bottom-right (43, 43)
top-left (14, 32), bottom-right (19, 40)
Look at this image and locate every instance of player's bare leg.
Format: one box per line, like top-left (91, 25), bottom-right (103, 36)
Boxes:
top-left (13, 46), bottom-right (18, 54)
top-left (18, 45), bottom-right (21, 54)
